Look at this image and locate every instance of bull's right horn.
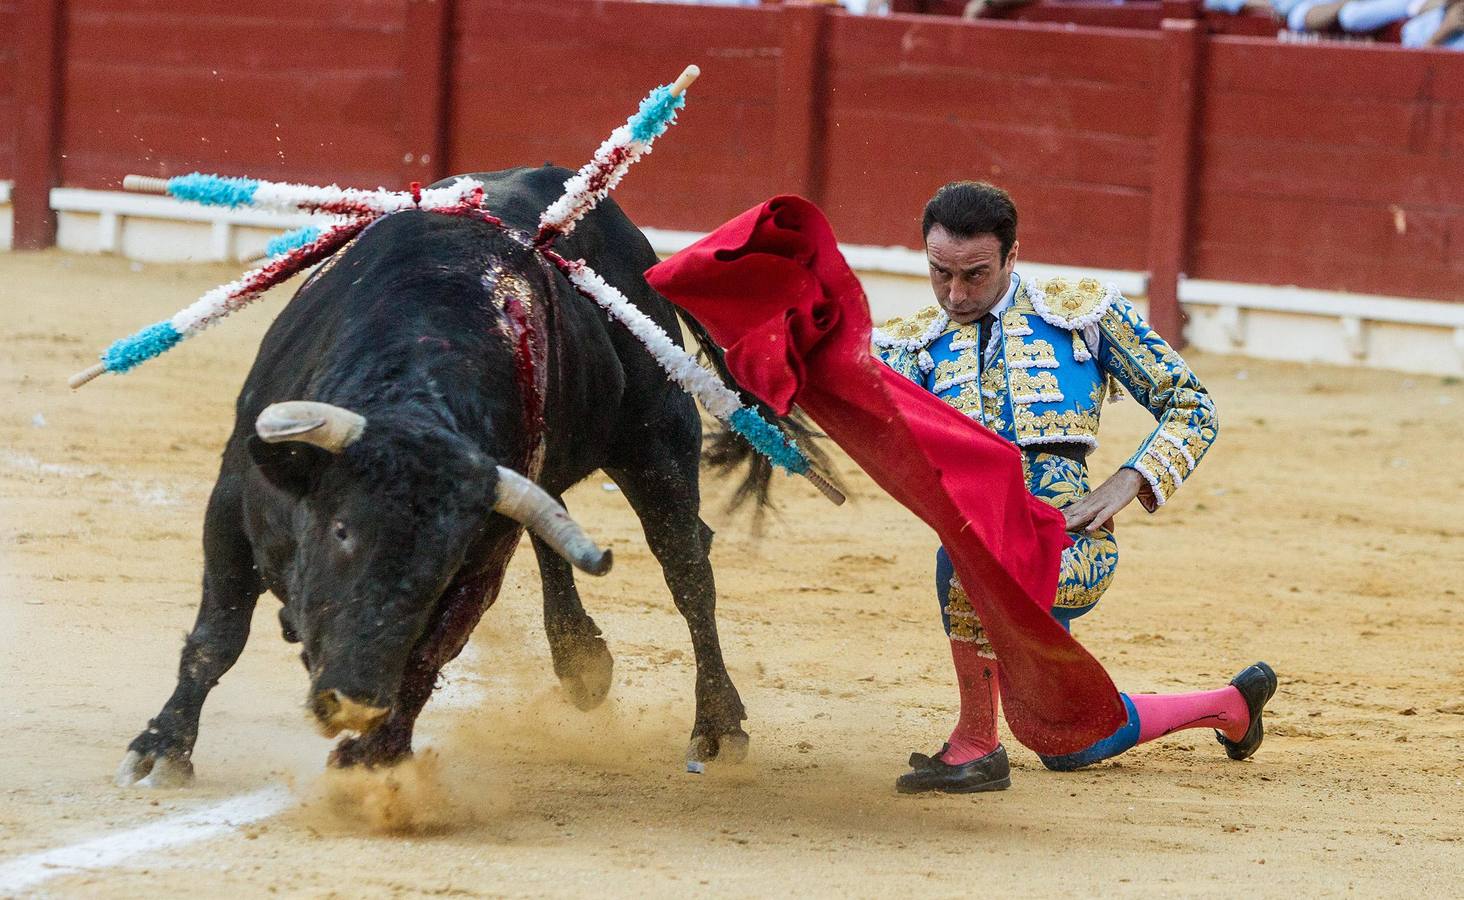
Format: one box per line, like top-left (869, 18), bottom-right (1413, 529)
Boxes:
top-left (255, 401), bottom-right (366, 453)
top-left (492, 467), bottom-right (612, 576)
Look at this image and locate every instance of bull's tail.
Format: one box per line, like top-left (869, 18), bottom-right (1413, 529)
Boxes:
top-left (673, 309), bottom-right (838, 515)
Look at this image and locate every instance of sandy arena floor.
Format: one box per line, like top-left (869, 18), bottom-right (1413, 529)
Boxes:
top-left (1, 250), bottom-right (1461, 897)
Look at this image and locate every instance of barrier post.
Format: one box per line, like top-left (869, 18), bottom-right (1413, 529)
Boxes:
top-left (1146, 0), bottom-right (1206, 347)
top-left (774, 1), bottom-right (831, 205)
top-left (399, 0), bottom-right (454, 187)
top-left (13, 0), bottom-right (65, 250)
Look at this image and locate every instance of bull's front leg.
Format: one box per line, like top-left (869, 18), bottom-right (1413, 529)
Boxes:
top-left (118, 481), bottom-right (262, 788)
top-left (328, 535), bottom-right (516, 768)
top-left (534, 526), bottom-right (615, 711)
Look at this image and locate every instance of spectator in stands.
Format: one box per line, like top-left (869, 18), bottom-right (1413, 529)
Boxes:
top-left (962, 0), bottom-right (1033, 18)
top-left (1404, 0), bottom-right (1464, 45)
top-left (1278, 0), bottom-right (1406, 32)
top-left (1203, 0), bottom-right (1278, 15)
top-left (1248, 0), bottom-right (1461, 43)
top-left (656, 0), bottom-right (890, 10)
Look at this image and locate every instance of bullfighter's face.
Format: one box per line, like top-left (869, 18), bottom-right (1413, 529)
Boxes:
top-left (925, 225), bottom-right (1019, 325)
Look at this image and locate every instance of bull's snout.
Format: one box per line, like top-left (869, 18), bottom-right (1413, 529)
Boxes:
top-left (311, 689), bottom-right (390, 738)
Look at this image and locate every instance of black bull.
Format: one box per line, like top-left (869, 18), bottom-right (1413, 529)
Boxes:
top-left (117, 166), bottom-right (780, 787)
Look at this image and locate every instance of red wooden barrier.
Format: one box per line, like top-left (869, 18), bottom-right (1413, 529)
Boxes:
top-left (400, 0), bottom-right (453, 187)
top-left (821, 13), bottom-right (1162, 271)
top-left (12, 0), bottom-right (64, 249)
top-left (0, 0), bottom-right (18, 181)
top-left (1193, 37), bottom-right (1464, 300)
top-left (57, 0), bottom-right (411, 190)
top-left (6, 0), bottom-right (1461, 322)
top-left (1146, 13), bottom-right (1205, 341)
top-left (450, 0), bottom-right (788, 231)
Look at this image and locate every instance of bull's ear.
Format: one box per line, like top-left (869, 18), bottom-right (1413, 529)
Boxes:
top-left (248, 435), bottom-right (330, 497)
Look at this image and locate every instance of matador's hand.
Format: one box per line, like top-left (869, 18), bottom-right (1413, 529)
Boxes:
top-left (1062, 467), bottom-right (1145, 534)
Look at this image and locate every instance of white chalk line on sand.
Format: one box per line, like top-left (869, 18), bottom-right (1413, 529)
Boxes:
top-left (0, 786), bottom-right (293, 893)
top-left (0, 643), bottom-right (488, 892)
top-left (0, 450), bottom-right (188, 508)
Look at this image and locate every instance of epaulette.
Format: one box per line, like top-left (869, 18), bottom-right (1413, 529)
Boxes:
top-left (1025, 277), bottom-right (1119, 331)
top-left (871, 305), bottom-right (950, 352)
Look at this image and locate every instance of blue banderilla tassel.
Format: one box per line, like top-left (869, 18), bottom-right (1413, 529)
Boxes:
top-left (101, 321), bottom-right (183, 374)
top-left (729, 406), bottom-right (810, 475)
top-left (626, 85), bottom-right (687, 144)
top-left (166, 172), bottom-right (261, 208)
top-left (265, 225), bottom-right (321, 258)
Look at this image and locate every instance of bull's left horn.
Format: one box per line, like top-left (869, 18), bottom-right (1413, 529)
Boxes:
top-left (255, 401), bottom-right (366, 453)
top-left (493, 467), bottom-right (612, 576)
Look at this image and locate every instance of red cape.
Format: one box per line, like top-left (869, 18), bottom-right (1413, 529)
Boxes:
top-left (646, 196), bottom-right (1125, 754)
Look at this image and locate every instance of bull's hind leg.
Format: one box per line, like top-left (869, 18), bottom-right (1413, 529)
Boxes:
top-left (606, 458), bottom-right (748, 764)
top-left (118, 476), bottom-right (262, 788)
top-left (534, 528), bottom-right (615, 711)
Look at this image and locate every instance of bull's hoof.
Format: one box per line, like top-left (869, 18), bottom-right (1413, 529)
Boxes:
top-left (329, 730), bottom-right (412, 770)
top-left (115, 749), bottom-right (195, 789)
top-left (717, 730), bottom-right (751, 764)
top-left (554, 634), bottom-right (615, 712)
top-left (686, 728), bottom-right (751, 765)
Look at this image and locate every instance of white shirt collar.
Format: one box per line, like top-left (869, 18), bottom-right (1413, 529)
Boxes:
top-left (989, 273), bottom-right (1020, 320)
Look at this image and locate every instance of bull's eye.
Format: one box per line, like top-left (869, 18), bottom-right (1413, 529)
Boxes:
top-left (332, 520), bottom-right (349, 543)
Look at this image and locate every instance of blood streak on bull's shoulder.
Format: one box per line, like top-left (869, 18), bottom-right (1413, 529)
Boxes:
top-left (482, 266), bottom-right (548, 481)
top-left (436, 190), bottom-right (546, 478)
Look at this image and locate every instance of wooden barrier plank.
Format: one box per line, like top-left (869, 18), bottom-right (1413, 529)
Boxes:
top-left (823, 175), bottom-right (1152, 267)
top-left (56, 0), bottom-right (409, 191)
top-left (1202, 140), bottom-right (1464, 208)
top-left (13, 0), bottom-right (64, 248)
top-left (65, 15), bottom-right (406, 68)
top-left (1192, 193), bottom-right (1463, 299)
top-left (0, 2), bottom-right (15, 180)
top-left (449, 0), bottom-right (783, 226)
top-left (1207, 36), bottom-right (1463, 100)
top-left (1194, 37), bottom-right (1464, 300)
top-left (58, 113), bottom-right (404, 189)
top-left (825, 110), bottom-right (1155, 189)
top-left (71, 0), bottom-right (406, 27)
top-left (398, 0), bottom-right (453, 186)
top-left (773, 1), bottom-right (830, 204)
top-left (830, 69), bottom-right (1158, 139)
top-left (1203, 91), bottom-right (1441, 153)
top-left (1450, 103), bottom-right (1464, 156)
top-left (1191, 247), bottom-right (1462, 301)
top-left (820, 13), bottom-right (1158, 275)
top-left (1196, 192), bottom-right (1455, 259)
top-left (61, 65), bottom-right (402, 129)
top-left (830, 14), bottom-right (1162, 85)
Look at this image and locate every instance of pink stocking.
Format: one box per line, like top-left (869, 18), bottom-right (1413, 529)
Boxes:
top-left (940, 639), bottom-right (1002, 765)
top-left (1130, 687), bottom-right (1250, 744)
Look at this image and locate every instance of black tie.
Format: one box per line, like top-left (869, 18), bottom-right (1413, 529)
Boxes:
top-left (977, 313), bottom-right (997, 371)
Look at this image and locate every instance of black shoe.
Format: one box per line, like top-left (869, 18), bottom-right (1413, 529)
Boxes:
top-left (907, 744), bottom-right (949, 771)
top-left (1217, 662), bottom-right (1277, 761)
top-left (896, 745), bottom-right (1011, 794)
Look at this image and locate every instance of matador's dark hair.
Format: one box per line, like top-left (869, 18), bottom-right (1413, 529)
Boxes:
top-left (922, 181), bottom-right (1018, 261)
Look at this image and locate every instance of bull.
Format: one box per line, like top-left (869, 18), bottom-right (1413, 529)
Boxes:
top-left (116, 165), bottom-right (786, 787)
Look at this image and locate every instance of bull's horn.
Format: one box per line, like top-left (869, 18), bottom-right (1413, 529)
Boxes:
top-left (493, 467), bottom-right (612, 576)
top-left (255, 401), bottom-right (366, 453)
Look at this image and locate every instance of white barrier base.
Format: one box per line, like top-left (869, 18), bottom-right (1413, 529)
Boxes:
top-left (0, 181), bottom-right (13, 250)
top-left (7, 187), bottom-right (1462, 376)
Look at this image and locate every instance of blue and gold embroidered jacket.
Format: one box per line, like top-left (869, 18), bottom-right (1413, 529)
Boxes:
top-left (874, 275), bottom-right (1218, 615)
